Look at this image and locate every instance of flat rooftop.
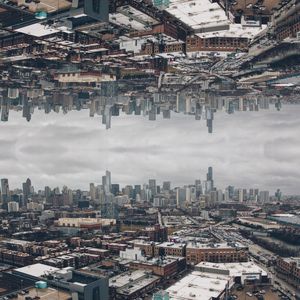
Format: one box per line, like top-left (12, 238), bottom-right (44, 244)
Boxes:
top-left (186, 242), bottom-right (246, 249)
top-left (281, 257), bottom-right (300, 266)
top-left (196, 261), bottom-right (268, 277)
top-left (109, 270), bottom-right (149, 288)
top-left (156, 242), bottom-right (186, 249)
top-left (167, 0), bottom-right (229, 31)
top-left (166, 271), bottom-right (229, 300)
top-left (14, 263), bottom-right (59, 279)
top-left (196, 23), bottom-right (267, 39)
top-left (117, 273), bottom-right (159, 296)
top-left (12, 286), bottom-right (71, 300)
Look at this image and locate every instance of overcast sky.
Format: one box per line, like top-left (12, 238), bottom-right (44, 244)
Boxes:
top-left (0, 105), bottom-right (300, 195)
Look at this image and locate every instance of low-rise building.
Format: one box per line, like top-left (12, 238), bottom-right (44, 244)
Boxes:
top-left (154, 242), bottom-right (186, 257)
top-left (276, 257), bottom-right (300, 286)
top-left (166, 270), bottom-right (233, 300)
top-left (109, 270), bottom-right (160, 299)
top-left (196, 261), bottom-right (270, 285)
top-left (186, 242), bottom-right (248, 265)
top-left (129, 239), bottom-right (158, 257)
top-left (13, 263), bottom-right (109, 300)
top-left (130, 256), bottom-right (186, 277)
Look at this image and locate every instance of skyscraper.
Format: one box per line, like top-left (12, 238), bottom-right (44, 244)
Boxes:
top-left (102, 170), bottom-right (111, 194)
top-left (259, 191), bottom-right (270, 204)
top-left (90, 183), bottom-right (96, 200)
top-left (162, 181), bottom-right (171, 191)
top-left (1, 178), bottom-right (10, 206)
top-left (149, 179), bottom-right (157, 199)
top-left (22, 178), bottom-right (31, 207)
top-left (206, 167), bottom-right (214, 192)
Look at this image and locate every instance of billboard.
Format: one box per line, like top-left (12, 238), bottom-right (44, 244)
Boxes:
top-left (84, 0), bottom-right (109, 22)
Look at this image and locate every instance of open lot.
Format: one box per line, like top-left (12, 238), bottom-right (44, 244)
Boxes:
top-left (232, 285), bottom-right (282, 300)
top-left (233, 0), bottom-right (281, 14)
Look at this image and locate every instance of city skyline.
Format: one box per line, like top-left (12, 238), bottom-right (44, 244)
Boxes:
top-left (0, 168), bottom-right (278, 213)
top-left (0, 170), bottom-right (279, 195)
top-left (0, 0), bottom-right (300, 299)
top-left (0, 104), bottom-right (300, 193)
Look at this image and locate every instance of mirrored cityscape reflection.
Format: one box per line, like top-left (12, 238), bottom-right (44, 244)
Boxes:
top-left (1, 0), bottom-right (300, 299)
top-left (0, 63), bottom-right (293, 132)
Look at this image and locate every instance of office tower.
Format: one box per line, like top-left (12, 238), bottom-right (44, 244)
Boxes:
top-left (162, 181), bottom-right (171, 191)
top-left (111, 104), bottom-right (120, 116)
top-left (8, 201), bottom-right (19, 213)
top-left (185, 186), bottom-right (191, 203)
top-left (153, 197), bottom-right (163, 207)
top-left (249, 188), bottom-right (259, 202)
top-left (206, 108), bottom-right (214, 133)
top-left (259, 191), bottom-right (270, 204)
top-left (275, 189), bottom-right (282, 201)
top-left (195, 103), bottom-right (202, 120)
top-left (226, 185), bottom-right (234, 200)
top-left (101, 196), bottom-right (119, 219)
top-left (239, 97), bottom-right (244, 111)
top-left (62, 186), bottom-right (73, 206)
top-left (207, 167), bottom-right (213, 181)
top-left (111, 184), bottom-right (120, 196)
top-left (149, 179), bottom-right (157, 198)
top-left (90, 183), bottom-right (96, 200)
top-left (103, 105), bottom-right (112, 129)
top-left (238, 189), bottom-right (244, 203)
top-left (209, 190), bottom-right (218, 207)
top-left (190, 186), bottom-right (196, 201)
top-left (7, 87), bottom-right (19, 99)
top-left (206, 167), bottom-right (214, 192)
top-left (1, 178), bottom-right (10, 206)
top-left (102, 171), bottom-right (111, 194)
top-left (217, 189), bottom-right (223, 204)
top-left (22, 178), bottom-right (31, 207)
top-left (149, 103), bottom-right (156, 121)
top-left (90, 99), bottom-right (96, 117)
top-left (134, 104), bottom-right (141, 116)
top-left (106, 170), bottom-right (111, 190)
top-left (195, 180), bottom-right (202, 197)
top-left (1, 97), bottom-right (9, 122)
top-left (162, 109), bottom-right (171, 119)
top-left (45, 186), bottom-right (52, 203)
top-left (153, 93), bottom-right (161, 103)
top-left (123, 185), bottom-right (134, 199)
top-left (259, 97), bottom-right (269, 109)
top-left (176, 187), bottom-right (186, 208)
top-left (22, 95), bottom-right (31, 122)
top-left (224, 189), bottom-right (230, 202)
top-left (185, 97), bottom-right (192, 113)
top-left (176, 93), bottom-right (185, 112)
top-left (201, 180), bottom-right (207, 195)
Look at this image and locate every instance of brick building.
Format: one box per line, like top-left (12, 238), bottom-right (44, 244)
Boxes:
top-left (186, 242), bottom-right (248, 265)
top-left (276, 257), bottom-right (300, 286)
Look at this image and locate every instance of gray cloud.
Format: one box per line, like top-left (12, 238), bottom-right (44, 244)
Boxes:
top-left (0, 105), bottom-right (300, 194)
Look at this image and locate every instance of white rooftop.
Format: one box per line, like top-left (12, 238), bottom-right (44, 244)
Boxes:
top-left (196, 24), bottom-right (267, 39)
top-left (109, 270), bottom-right (150, 288)
top-left (196, 261), bottom-right (268, 277)
top-left (14, 263), bottom-right (59, 278)
top-left (167, 271), bottom-right (229, 300)
top-left (186, 242), bottom-right (246, 249)
top-left (16, 23), bottom-right (60, 37)
top-left (157, 242), bottom-right (186, 249)
top-left (166, 0), bottom-right (229, 31)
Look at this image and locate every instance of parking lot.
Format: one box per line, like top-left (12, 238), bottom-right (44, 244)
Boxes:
top-left (232, 285), bottom-right (285, 300)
